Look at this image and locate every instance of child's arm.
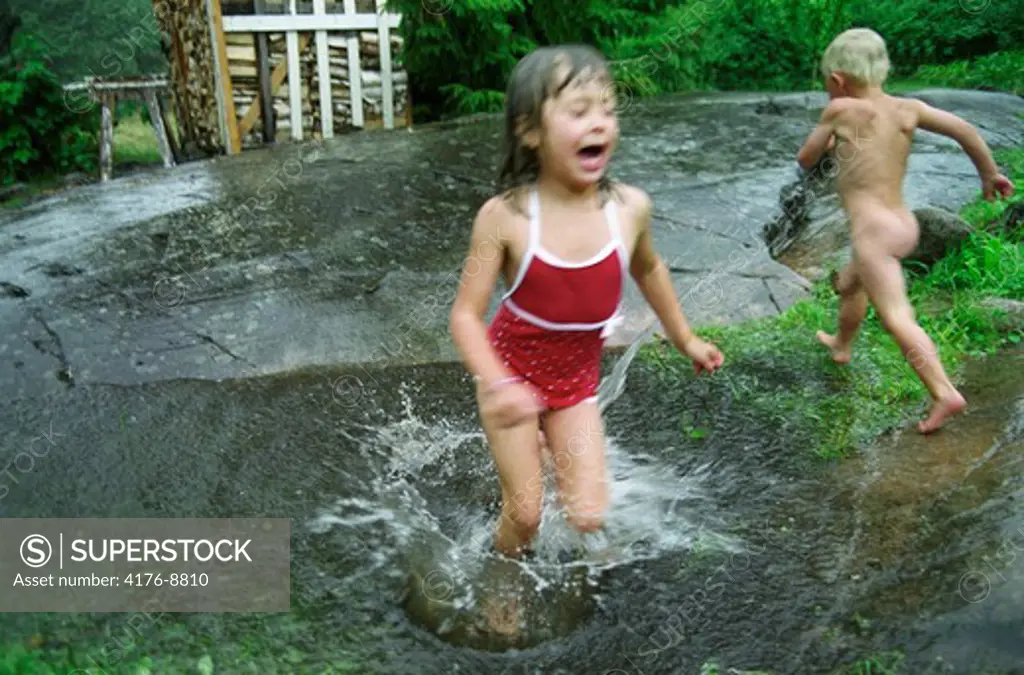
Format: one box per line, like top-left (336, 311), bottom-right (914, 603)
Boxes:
top-left (627, 189), bottom-right (723, 374)
top-left (797, 102), bottom-right (841, 171)
top-left (448, 197), bottom-right (517, 387)
top-left (914, 100), bottom-right (1015, 200)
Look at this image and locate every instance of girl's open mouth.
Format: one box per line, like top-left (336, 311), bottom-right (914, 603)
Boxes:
top-left (577, 144), bottom-right (607, 172)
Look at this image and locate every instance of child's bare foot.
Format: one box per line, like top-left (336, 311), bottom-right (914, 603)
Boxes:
top-left (484, 595), bottom-right (520, 637)
top-left (816, 330), bottom-right (852, 364)
top-left (917, 391), bottom-right (967, 434)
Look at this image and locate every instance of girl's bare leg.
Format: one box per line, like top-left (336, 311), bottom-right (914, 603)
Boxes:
top-left (475, 387), bottom-right (545, 640)
top-left (476, 385), bottom-right (544, 557)
top-left (542, 400), bottom-right (608, 535)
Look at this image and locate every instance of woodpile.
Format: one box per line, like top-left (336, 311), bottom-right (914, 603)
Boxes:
top-left (152, 0), bottom-right (224, 155)
top-left (226, 29), bottom-right (407, 147)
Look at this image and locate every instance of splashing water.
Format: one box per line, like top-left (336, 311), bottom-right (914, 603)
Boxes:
top-left (308, 322), bottom-right (744, 649)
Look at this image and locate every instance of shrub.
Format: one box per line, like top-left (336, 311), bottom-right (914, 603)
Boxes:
top-left (0, 31), bottom-right (97, 186)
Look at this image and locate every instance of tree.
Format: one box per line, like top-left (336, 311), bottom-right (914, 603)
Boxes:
top-left (0, 7), bottom-right (20, 57)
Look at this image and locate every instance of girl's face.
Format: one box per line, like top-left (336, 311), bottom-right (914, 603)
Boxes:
top-left (526, 68), bottom-right (619, 191)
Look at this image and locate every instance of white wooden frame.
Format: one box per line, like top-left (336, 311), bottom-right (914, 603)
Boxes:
top-left (375, 0), bottom-right (394, 130)
top-left (220, 6), bottom-right (402, 140)
top-left (344, 0), bottom-right (363, 128)
top-left (221, 14), bottom-right (401, 32)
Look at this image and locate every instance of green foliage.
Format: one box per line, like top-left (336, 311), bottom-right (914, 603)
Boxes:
top-left (384, 0), bottom-right (532, 117)
top-left (396, 0), bottom-right (1024, 120)
top-left (0, 31), bottom-right (97, 186)
top-left (848, 0), bottom-right (1024, 75)
top-left (390, 0), bottom-right (684, 118)
top-left (9, 0), bottom-right (167, 82)
top-left (696, 0), bottom-right (854, 91)
top-left (912, 50), bottom-right (1024, 96)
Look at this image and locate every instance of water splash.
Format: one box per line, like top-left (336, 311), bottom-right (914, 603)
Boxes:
top-left (308, 323), bottom-right (743, 648)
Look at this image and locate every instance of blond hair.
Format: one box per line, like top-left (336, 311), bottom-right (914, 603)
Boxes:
top-left (820, 28), bottom-right (890, 85)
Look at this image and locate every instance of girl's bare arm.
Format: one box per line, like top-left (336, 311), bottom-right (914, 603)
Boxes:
top-left (448, 197), bottom-right (516, 387)
top-left (626, 188), bottom-right (697, 351)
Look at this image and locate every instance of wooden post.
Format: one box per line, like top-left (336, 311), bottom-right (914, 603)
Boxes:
top-left (237, 34), bottom-right (311, 138)
top-left (253, 0), bottom-right (275, 143)
top-left (145, 89), bottom-right (176, 168)
top-left (161, 91), bottom-right (183, 163)
top-left (375, 0), bottom-right (393, 129)
top-left (405, 87), bottom-right (412, 129)
top-left (207, 0), bottom-right (241, 154)
top-left (286, 0), bottom-right (302, 140)
top-left (312, 0), bottom-right (333, 138)
top-left (99, 91), bottom-right (114, 182)
top-left (343, 0), bottom-right (363, 128)
top-left (167, 17), bottom-right (196, 151)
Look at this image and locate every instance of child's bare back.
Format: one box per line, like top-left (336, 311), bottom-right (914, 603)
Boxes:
top-left (828, 94), bottom-right (924, 259)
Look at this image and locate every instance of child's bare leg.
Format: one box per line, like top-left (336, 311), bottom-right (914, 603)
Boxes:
top-left (817, 261), bottom-right (868, 363)
top-left (477, 387), bottom-right (544, 556)
top-left (542, 399), bottom-right (608, 535)
top-left (855, 242), bottom-right (966, 433)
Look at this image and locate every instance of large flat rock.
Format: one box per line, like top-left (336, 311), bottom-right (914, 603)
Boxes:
top-left (1, 89), bottom-right (1021, 396)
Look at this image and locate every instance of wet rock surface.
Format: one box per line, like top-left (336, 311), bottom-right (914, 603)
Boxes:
top-left (0, 90), bottom-right (824, 397)
top-left (3, 90), bottom-right (1020, 396)
top-left (0, 89), bottom-right (1022, 673)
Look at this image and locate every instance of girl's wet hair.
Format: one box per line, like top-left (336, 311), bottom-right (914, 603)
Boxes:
top-left (498, 44), bottom-right (618, 208)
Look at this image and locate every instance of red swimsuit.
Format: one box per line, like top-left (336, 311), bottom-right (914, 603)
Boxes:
top-left (488, 189), bottom-right (628, 410)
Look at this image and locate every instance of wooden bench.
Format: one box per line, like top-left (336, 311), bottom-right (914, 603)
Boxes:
top-left (63, 76), bottom-right (177, 182)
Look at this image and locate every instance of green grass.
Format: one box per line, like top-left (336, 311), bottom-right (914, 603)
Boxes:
top-left (642, 149), bottom-right (1022, 459)
top-left (0, 626), bottom-right (367, 675)
top-left (0, 641), bottom-right (154, 675)
top-left (837, 651), bottom-right (906, 674)
top-left (110, 111), bottom-right (169, 168)
top-left (884, 79), bottom-right (941, 95)
top-left (910, 50), bottom-right (1024, 96)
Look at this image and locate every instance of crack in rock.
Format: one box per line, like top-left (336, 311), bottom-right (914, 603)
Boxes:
top-left (94, 280), bottom-right (256, 369)
top-left (667, 265), bottom-right (784, 281)
top-left (654, 215), bottom-right (755, 246)
top-left (195, 333), bottom-right (252, 365)
top-left (763, 278), bottom-right (783, 313)
top-left (2, 281), bottom-right (30, 298)
top-left (29, 308), bottom-right (74, 386)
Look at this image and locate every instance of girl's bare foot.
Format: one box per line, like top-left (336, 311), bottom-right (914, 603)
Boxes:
top-left (816, 330), bottom-right (852, 364)
top-left (917, 391), bottom-right (967, 434)
top-left (484, 595), bottom-right (520, 637)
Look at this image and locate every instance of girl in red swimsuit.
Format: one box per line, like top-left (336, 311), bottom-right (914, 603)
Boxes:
top-left (449, 44), bottom-right (724, 562)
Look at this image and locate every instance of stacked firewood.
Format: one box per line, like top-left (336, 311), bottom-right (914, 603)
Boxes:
top-left (226, 30), bottom-right (407, 147)
top-left (152, 0), bottom-right (224, 155)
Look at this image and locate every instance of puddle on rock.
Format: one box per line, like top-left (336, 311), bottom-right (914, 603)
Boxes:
top-left (0, 342), bottom-right (1021, 673)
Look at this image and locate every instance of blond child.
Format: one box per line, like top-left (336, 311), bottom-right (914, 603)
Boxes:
top-left (449, 44), bottom-right (724, 561)
top-left (797, 28), bottom-right (1015, 433)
